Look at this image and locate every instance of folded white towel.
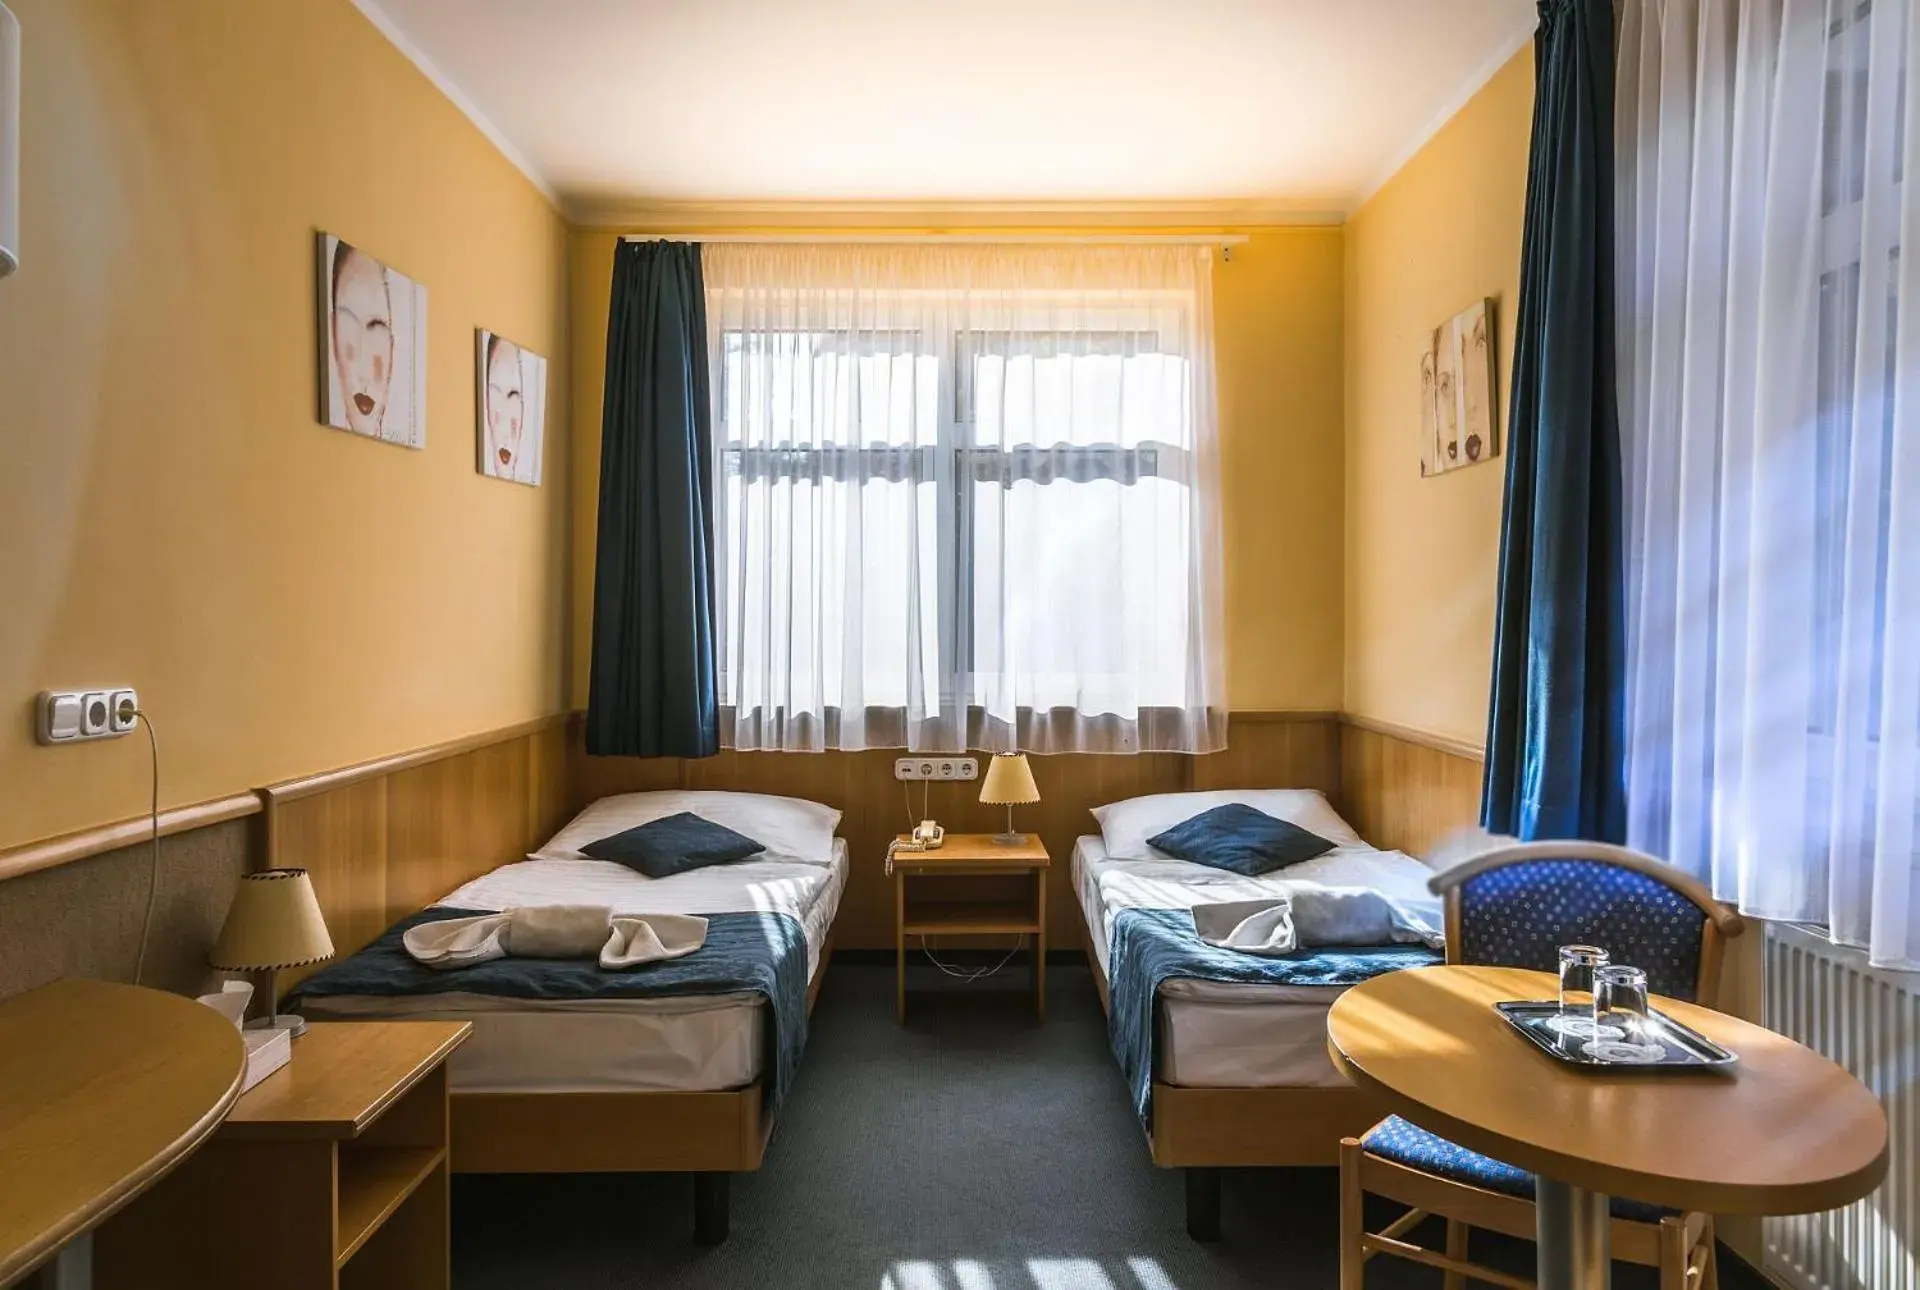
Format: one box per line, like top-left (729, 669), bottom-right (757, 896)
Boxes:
top-left (1191, 883), bottom-right (1445, 957)
top-left (504, 904), bottom-right (612, 958)
top-left (402, 906), bottom-right (709, 971)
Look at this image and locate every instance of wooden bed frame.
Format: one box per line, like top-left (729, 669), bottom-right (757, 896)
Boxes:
top-left (1075, 891), bottom-right (1382, 1241)
top-left (260, 716), bottom-right (838, 1244)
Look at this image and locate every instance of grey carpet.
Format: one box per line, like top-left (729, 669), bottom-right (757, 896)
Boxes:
top-left (452, 963), bottom-right (1764, 1289)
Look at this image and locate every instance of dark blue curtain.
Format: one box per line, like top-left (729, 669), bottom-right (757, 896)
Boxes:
top-left (586, 241), bottom-right (719, 758)
top-left (1481, 0), bottom-right (1626, 842)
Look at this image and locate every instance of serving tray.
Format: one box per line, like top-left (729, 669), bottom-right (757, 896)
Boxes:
top-left (1495, 1000), bottom-right (1738, 1071)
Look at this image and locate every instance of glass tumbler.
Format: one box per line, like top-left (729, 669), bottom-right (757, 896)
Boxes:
top-left (1585, 964), bottom-right (1663, 1063)
top-left (1546, 945), bottom-right (1612, 1038)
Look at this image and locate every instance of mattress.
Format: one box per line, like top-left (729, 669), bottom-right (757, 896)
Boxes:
top-left (1073, 834), bottom-right (1441, 1088)
top-left (302, 838), bottom-right (848, 1095)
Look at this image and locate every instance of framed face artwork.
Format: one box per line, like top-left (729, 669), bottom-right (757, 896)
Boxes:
top-left (476, 330), bottom-right (547, 486)
top-left (1420, 297), bottom-right (1498, 476)
top-left (317, 233), bottom-right (428, 448)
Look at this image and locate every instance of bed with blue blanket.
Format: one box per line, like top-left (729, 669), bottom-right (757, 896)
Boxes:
top-left (290, 791), bottom-right (849, 1246)
top-left (1071, 808), bottom-right (1443, 1241)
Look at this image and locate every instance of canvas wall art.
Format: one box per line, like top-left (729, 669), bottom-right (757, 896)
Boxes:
top-left (1420, 297), bottom-right (1498, 476)
top-left (476, 330), bottom-right (547, 486)
top-left (317, 232), bottom-right (428, 449)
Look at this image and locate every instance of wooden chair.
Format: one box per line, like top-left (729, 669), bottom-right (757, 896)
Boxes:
top-left (1338, 840), bottom-right (1745, 1290)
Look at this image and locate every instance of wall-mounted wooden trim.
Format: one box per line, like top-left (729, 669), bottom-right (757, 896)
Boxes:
top-left (0, 793), bottom-right (262, 886)
top-left (0, 714), bottom-right (575, 888)
top-left (258, 714), bottom-right (573, 805)
top-left (1340, 712), bottom-right (1486, 762)
top-left (1225, 709), bottom-right (1341, 726)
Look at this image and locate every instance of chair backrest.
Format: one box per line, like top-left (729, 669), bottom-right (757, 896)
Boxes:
top-left (1428, 841), bottom-right (1745, 1005)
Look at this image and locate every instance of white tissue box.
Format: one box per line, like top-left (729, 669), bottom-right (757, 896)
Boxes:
top-left (241, 1025), bottom-right (291, 1093)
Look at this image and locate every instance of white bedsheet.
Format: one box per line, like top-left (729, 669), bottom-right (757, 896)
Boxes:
top-left (1073, 834), bottom-right (1439, 1087)
top-left (301, 840), bottom-right (847, 1094)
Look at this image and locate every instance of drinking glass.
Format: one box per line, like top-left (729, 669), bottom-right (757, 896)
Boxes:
top-left (1546, 945), bottom-right (1613, 1038)
top-left (1585, 964), bottom-right (1663, 1063)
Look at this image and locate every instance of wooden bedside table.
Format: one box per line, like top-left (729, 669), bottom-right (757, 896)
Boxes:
top-left (892, 832), bottom-right (1050, 1024)
top-left (97, 1020), bottom-right (469, 1290)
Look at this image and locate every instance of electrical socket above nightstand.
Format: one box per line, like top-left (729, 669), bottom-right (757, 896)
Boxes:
top-left (894, 756), bottom-right (978, 782)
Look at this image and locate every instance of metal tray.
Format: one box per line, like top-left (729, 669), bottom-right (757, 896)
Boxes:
top-left (1495, 1000), bottom-right (1738, 1071)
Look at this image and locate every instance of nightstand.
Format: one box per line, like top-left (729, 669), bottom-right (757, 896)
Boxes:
top-left (97, 1020), bottom-right (469, 1290)
top-left (892, 832), bottom-right (1050, 1024)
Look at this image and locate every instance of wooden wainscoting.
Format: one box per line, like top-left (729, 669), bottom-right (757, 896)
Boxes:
top-left (263, 716), bottom-right (572, 992)
top-left (572, 712), bottom-right (1343, 951)
top-left (1338, 715), bottom-right (1485, 856)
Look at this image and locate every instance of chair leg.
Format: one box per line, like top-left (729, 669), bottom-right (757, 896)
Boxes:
top-left (1698, 1220), bottom-right (1720, 1290)
top-left (1185, 1167), bottom-right (1222, 1242)
top-left (1339, 1138), bottom-right (1365, 1290)
top-left (1444, 1218), bottom-right (1469, 1290)
top-left (1658, 1217), bottom-right (1690, 1290)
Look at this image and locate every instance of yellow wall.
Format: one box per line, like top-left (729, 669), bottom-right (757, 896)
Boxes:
top-left (567, 226), bottom-right (1346, 713)
top-left (0, 0), bottom-right (571, 850)
top-left (1343, 46), bottom-right (1533, 748)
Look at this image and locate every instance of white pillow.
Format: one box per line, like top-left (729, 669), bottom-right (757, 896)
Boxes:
top-left (533, 791), bottom-right (842, 867)
top-left (1090, 789), bottom-right (1363, 861)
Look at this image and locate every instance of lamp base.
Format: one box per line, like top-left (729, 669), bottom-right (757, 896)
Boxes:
top-left (990, 831), bottom-right (1027, 846)
top-left (248, 1012), bottom-right (309, 1038)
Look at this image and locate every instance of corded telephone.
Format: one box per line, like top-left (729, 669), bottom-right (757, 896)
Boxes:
top-left (911, 819), bottom-right (945, 848)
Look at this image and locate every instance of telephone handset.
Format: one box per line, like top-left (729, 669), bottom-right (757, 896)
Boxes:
top-left (912, 820), bottom-right (945, 848)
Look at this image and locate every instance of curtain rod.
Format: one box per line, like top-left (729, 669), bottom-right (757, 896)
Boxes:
top-left (621, 232), bottom-right (1251, 246)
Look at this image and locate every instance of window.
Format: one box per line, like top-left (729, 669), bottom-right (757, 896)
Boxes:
top-left (706, 244), bottom-right (1225, 755)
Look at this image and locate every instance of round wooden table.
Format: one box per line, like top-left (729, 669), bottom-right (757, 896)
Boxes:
top-left (1326, 965), bottom-right (1888, 1290)
top-left (0, 979), bottom-right (245, 1286)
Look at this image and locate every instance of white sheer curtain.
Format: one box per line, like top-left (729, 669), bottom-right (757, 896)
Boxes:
top-left (1618, 0), bottom-right (1920, 968)
top-left (702, 243), bottom-right (1226, 755)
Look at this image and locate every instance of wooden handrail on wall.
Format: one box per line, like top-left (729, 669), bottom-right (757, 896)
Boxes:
top-left (0, 714), bottom-right (575, 886)
top-left (0, 793), bottom-right (262, 885)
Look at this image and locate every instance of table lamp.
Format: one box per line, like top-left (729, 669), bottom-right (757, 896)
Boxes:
top-left (211, 868), bottom-right (334, 1036)
top-left (979, 752), bottom-right (1040, 845)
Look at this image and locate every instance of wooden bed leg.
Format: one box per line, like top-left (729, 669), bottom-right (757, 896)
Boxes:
top-left (1185, 1167), bottom-right (1223, 1242)
top-left (693, 1172), bottom-right (730, 1246)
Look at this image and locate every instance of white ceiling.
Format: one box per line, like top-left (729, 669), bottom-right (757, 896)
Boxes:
top-left (357, 0), bottom-right (1536, 219)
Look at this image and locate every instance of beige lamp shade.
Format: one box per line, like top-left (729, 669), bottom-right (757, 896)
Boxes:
top-left (211, 869), bottom-right (335, 971)
top-left (979, 753), bottom-right (1041, 806)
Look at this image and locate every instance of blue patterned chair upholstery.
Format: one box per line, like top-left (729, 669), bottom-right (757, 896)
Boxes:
top-left (1455, 857), bottom-right (1708, 1000)
top-left (1341, 840), bottom-right (1741, 1289)
top-left (1360, 1116), bottom-right (1673, 1222)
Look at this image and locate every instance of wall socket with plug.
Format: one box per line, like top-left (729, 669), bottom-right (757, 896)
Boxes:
top-left (894, 756), bottom-right (978, 781)
top-left (37, 688), bottom-right (139, 744)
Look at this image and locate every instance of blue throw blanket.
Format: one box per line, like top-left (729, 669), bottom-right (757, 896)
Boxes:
top-left (1108, 907), bottom-right (1441, 1132)
top-left (286, 906), bottom-right (811, 1113)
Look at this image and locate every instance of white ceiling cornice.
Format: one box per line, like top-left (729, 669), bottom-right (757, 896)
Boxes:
top-left (346, 0), bottom-right (563, 211)
top-left (1344, 16), bottom-right (1536, 216)
top-left (568, 198), bottom-right (1350, 233)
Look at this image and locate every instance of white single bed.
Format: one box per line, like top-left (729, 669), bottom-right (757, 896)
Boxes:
top-left (1073, 831), bottom-right (1441, 1087)
top-left (301, 816), bottom-right (847, 1096)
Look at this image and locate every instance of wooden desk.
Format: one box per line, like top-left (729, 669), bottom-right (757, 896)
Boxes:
top-left (98, 1020), bottom-right (470, 1290)
top-left (1327, 965), bottom-right (1889, 1290)
top-left (0, 980), bottom-right (246, 1287)
top-left (892, 832), bottom-right (1050, 1023)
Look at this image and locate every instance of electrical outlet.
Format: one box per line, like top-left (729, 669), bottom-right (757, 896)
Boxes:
top-left (37, 687), bottom-right (137, 745)
top-left (894, 756), bottom-right (979, 781)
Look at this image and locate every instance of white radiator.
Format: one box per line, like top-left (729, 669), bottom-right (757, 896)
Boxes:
top-left (1763, 921), bottom-right (1916, 1290)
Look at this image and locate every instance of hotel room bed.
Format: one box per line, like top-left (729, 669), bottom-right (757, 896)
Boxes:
top-left (300, 841), bottom-right (847, 1094)
top-left (1073, 832), bottom-right (1440, 1088)
top-left (284, 789), bottom-right (847, 1246)
top-left (1071, 790), bottom-right (1443, 1241)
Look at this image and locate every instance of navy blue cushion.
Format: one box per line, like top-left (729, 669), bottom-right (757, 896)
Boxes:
top-left (1146, 803), bottom-right (1336, 877)
top-left (1362, 1116), bottom-right (1675, 1222)
top-left (581, 812), bottom-right (764, 878)
top-left (1457, 858), bottom-right (1707, 1000)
